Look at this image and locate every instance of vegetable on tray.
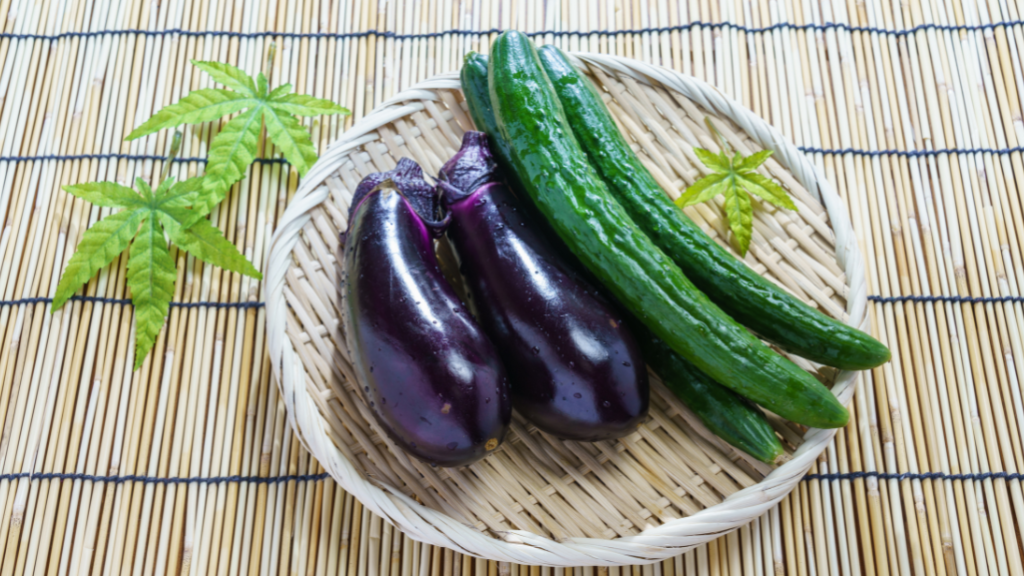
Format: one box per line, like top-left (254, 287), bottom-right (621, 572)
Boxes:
top-left (630, 323), bottom-right (786, 465)
top-left (438, 132), bottom-right (649, 441)
top-left (536, 45), bottom-right (890, 372)
top-left (487, 30), bottom-right (849, 430)
top-left (341, 159), bottom-right (511, 467)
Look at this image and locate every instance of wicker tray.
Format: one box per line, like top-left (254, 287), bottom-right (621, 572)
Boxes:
top-left (264, 53), bottom-right (866, 567)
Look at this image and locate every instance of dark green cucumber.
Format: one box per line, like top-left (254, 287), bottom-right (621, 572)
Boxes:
top-left (536, 45), bottom-right (890, 372)
top-left (632, 324), bottom-right (785, 464)
top-left (461, 52), bottom-right (519, 188)
top-left (488, 30), bottom-right (849, 429)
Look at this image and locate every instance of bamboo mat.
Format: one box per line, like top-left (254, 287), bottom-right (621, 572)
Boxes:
top-left (1, 0), bottom-right (1023, 574)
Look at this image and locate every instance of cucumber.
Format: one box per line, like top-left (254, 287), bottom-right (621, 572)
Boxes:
top-left (536, 45), bottom-right (889, 371)
top-left (488, 31), bottom-right (849, 430)
top-left (632, 323), bottom-right (785, 464)
top-left (461, 53), bottom-right (519, 186)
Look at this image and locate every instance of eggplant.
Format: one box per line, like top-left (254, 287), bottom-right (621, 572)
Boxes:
top-left (437, 132), bottom-right (649, 441)
top-left (340, 159), bottom-right (511, 467)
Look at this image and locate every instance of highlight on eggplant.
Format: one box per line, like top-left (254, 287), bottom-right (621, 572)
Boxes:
top-left (340, 158), bottom-right (511, 467)
top-left (437, 132), bottom-right (649, 441)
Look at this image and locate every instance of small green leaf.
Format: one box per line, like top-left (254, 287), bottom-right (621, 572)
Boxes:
top-left (62, 182), bottom-right (142, 208)
top-left (693, 148), bottom-right (730, 173)
top-left (738, 172), bottom-right (798, 211)
top-left (263, 107), bottom-right (319, 176)
top-left (268, 84), bottom-right (293, 99)
top-left (127, 217), bottom-right (177, 370)
top-left (158, 176), bottom-right (205, 209)
top-left (51, 209), bottom-right (145, 311)
top-left (685, 124), bottom-right (796, 258)
top-left (135, 178), bottom-right (154, 201)
top-left (269, 93), bottom-right (351, 117)
top-left (676, 173), bottom-right (728, 208)
top-left (191, 60), bottom-right (258, 96)
top-left (724, 187), bottom-right (753, 256)
top-left (736, 149), bottom-right (773, 171)
top-left (257, 72), bottom-right (269, 97)
top-left (187, 107), bottom-right (264, 224)
top-left (126, 90), bottom-right (257, 141)
top-left (158, 208), bottom-right (262, 279)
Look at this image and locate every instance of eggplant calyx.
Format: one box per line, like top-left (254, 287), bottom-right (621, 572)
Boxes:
top-left (345, 158), bottom-right (449, 240)
top-left (437, 131), bottom-right (500, 204)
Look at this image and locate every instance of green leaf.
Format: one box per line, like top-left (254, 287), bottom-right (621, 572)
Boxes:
top-left (738, 172), bottom-right (798, 211)
top-left (257, 72), bottom-right (269, 97)
top-left (158, 208), bottom-right (262, 279)
top-left (135, 178), bottom-right (154, 202)
top-left (187, 107), bottom-right (264, 224)
top-left (268, 84), bottom-right (293, 99)
top-left (735, 149), bottom-right (773, 171)
top-left (693, 148), bottom-right (729, 173)
top-left (51, 209), bottom-right (145, 311)
top-left (127, 217), bottom-right (177, 370)
top-left (158, 176), bottom-right (205, 209)
top-left (62, 182), bottom-right (142, 208)
top-left (263, 107), bottom-right (319, 176)
top-left (126, 90), bottom-right (257, 140)
top-left (269, 93), bottom-right (351, 117)
top-left (191, 60), bottom-right (258, 96)
top-left (676, 173), bottom-right (728, 208)
top-left (724, 187), bottom-right (753, 256)
top-left (685, 135), bottom-right (796, 258)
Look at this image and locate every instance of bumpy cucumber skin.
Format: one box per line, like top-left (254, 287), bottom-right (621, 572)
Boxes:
top-left (536, 45), bottom-right (889, 372)
top-left (488, 31), bottom-right (849, 430)
top-left (632, 324), bottom-right (784, 464)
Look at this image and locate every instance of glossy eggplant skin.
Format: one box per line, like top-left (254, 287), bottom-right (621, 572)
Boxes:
top-left (439, 132), bottom-right (649, 441)
top-left (341, 160), bottom-right (511, 467)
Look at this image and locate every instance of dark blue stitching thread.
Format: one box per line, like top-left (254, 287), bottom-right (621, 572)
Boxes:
top-left (800, 146), bottom-right (1024, 157)
top-left (5, 147), bottom-right (1024, 165)
top-left (1, 295), bottom-right (265, 309)
top-left (869, 295), bottom-right (1024, 304)
top-left (0, 154), bottom-right (287, 164)
top-left (2, 20), bottom-right (1024, 42)
top-left (5, 295), bottom-right (1020, 308)
top-left (1, 470), bottom-right (1017, 485)
top-left (0, 471), bottom-right (330, 484)
top-left (805, 471), bottom-right (1023, 481)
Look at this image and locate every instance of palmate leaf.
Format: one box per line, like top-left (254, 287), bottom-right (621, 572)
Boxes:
top-left (126, 90), bottom-right (256, 141)
top-left (682, 135), bottom-right (796, 256)
top-left (126, 60), bottom-right (350, 230)
top-left (51, 209), bottom-right (145, 311)
top-left (263, 107), bottom-right (320, 176)
top-left (127, 217), bottom-right (177, 369)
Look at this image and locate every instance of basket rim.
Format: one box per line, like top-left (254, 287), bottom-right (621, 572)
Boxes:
top-left (265, 52), bottom-right (866, 567)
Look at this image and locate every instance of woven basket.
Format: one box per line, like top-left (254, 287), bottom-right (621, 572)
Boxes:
top-left (265, 52), bottom-right (865, 567)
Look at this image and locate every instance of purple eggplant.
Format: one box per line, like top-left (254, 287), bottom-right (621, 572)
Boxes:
top-left (436, 132), bottom-right (649, 441)
top-left (340, 159), bottom-right (511, 467)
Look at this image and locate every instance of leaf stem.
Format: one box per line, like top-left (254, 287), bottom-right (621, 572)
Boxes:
top-left (703, 117), bottom-right (732, 156)
top-left (265, 42), bottom-right (277, 85)
top-left (160, 131), bottom-right (183, 182)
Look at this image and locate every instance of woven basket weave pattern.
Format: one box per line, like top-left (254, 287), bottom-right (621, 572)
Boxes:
top-left (266, 54), bottom-right (864, 566)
